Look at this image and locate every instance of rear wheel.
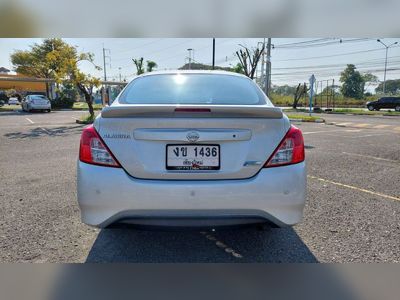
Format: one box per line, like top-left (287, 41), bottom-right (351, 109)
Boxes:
top-left (47, 109), bottom-right (51, 113)
top-left (367, 105), bottom-right (374, 111)
top-left (395, 106), bottom-right (400, 112)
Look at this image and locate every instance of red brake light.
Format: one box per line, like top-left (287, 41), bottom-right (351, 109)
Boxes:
top-left (79, 125), bottom-right (121, 168)
top-left (264, 125), bottom-right (305, 168)
top-left (174, 108), bottom-right (211, 113)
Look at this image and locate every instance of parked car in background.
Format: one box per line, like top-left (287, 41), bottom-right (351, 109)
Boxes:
top-left (22, 95), bottom-right (51, 112)
top-left (77, 70), bottom-right (307, 229)
top-left (366, 97), bottom-right (400, 111)
top-left (8, 97), bottom-right (20, 105)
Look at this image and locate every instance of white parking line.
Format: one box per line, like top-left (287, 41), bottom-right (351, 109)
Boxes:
top-left (349, 133), bottom-right (392, 138)
top-left (336, 122), bottom-right (353, 127)
top-left (308, 175), bottom-right (400, 202)
top-left (342, 152), bottom-right (399, 163)
top-left (303, 129), bottom-right (361, 135)
top-left (25, 118), bottom-right (34, 124)
top-left (353, 123), bottom-right (371, 128)
top-left (373, 124), bottom-right (391, 129)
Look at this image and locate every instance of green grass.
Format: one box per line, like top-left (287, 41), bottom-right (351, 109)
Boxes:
top-left (286, 114), bottom-right (323, 122)
top-left (326, 108), bottom-right (400, 116)
top-left (0, 104), bottom-right (21, 111)
top-left (72, 102), bottom-right (103, 110)
top-left (283, 107), bottom-right (400, 116)
top-left (270, 93), bottom-right (379, 108)
top-left (79, 113), bottom-right (98, 123)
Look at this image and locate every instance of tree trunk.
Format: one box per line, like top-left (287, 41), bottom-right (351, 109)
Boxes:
top-left (85, 94), bottom-right (94, 118)
top-left (45, 82), bottom-right (50, 99)
top-left (293, 84), bottom-right (301, 109)
top-left (77, 83), bottom-right (94, 118)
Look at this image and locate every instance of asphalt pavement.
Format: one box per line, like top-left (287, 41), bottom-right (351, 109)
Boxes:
top-left (0, 110), bottom-right (399, 262)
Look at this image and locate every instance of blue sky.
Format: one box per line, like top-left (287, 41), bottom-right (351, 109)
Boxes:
top-left (1, 38), bottom-right (399, 89)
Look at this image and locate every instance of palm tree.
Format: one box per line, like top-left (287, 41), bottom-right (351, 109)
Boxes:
top-left (146, 60), bottom-right (158, 72)
top-left (132, 58), bottom-right (144, 75)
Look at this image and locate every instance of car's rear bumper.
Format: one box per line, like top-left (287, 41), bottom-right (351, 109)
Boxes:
top-left (77, 161), bottom-right (307, 228)
top-left (30, 104), bottom-right (51, 110)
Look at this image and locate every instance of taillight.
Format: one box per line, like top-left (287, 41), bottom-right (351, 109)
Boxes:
top-left (264, 125), bottom-right (305, 168)
top-left (79, 125), bottom-right (121, 168)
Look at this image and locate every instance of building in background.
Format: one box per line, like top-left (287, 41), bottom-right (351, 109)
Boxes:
top-left (0, 68), bottom-right (48, 98)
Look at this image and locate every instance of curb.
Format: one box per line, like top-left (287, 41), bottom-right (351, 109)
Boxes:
top-left (289, 118), bottom-right (325, 123)
top-left (75, 120), bottom-right (94, 125)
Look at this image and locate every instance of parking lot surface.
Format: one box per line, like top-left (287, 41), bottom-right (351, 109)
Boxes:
top-left (0, 110), bottom-right (399, 262)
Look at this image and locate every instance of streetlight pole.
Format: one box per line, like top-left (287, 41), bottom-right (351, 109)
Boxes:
top-left (212, 38), bottom-right (215, 70)
top-left (377, 39), bottom-right (398, 94)
top-left (187, 48), bottom-right (193, 69)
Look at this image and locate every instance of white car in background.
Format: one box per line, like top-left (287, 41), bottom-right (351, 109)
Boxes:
top-left (8, 97), bottom-right (20, 105)
top-left (77, 70), bottom-right (307, 229)
top-left (22, 95), bottom-right (51, 112)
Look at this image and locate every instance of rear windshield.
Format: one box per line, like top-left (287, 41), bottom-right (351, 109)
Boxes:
top-left (31, 95), bottom-right (47, 100)
top-left (119, 74), bottom-right (267, 105)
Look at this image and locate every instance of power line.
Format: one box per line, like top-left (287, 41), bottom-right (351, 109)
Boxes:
top-left (272, 56), bottom-right (400, 71)
top-left (273, 38), bottom-right (372, 49)
top-left (274, 46), bottom-right (400, 62)
top-left (111, 38), bottom-right (164, 56)
top-left (273, 38), bottom-right (333, 47)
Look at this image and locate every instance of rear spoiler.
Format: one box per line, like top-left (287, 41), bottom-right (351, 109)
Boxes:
top-left (101, 104), bottom-right (283, 119)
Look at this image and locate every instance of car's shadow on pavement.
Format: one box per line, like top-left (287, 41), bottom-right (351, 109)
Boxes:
top-left (86, 226), bottom-right (318, 263)
top-left (4, 125), bottom-right (84, 139)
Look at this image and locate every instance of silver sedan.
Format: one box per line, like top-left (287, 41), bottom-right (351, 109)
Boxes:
top-left (77, 70), bottom-right (306, 229)
top-left (22, 95), bottom-right (51, 112)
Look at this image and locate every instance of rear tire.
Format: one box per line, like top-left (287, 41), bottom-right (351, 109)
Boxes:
top-left (47, 109), bottom-right (51, 113)
top-left (367, 105), bottom-right (374, 111)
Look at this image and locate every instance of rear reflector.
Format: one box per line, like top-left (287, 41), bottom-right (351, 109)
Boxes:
top-left (174, 108), bottom-right (211, 113)
top-left (264, 125), bottom-right (305, 168)
top-left (79, 125), bottom-right (121, 168)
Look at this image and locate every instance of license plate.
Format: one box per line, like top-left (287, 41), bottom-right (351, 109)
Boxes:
top-left (166, 144), bottom-right (220, 170)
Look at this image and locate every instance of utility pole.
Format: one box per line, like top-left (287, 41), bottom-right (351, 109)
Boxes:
top-left (309, 74), bottom-right (316, 116)
top-left (265, 38), bottom-right (272, 96)
top-left (102, 45), bottom-right (111, 105)
top-left (260, 39), bottom-right (265, 91)
top-left (377, 39), bottom-right (398, 94)
top-left (212, 38), bottom-right (215, 70)
top-left (187, 48), bottom-right (193, 70)
top-left (118, 67), bottom-right (122, 82)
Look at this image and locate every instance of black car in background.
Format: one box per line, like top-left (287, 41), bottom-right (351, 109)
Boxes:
top-left (366, 97), bottom-right (400, 111)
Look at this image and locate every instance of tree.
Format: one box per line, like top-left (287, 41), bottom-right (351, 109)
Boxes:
top-left (146, 60), bottom-right (157, 72)
top-left (232, 63), bottom-right (245, 74)
top-left (293, 83), bottom-right (309, 109)
top-left (361, 72), bottom-right (378, 94)
top-left (75, 75), bottom-right (100, 117)
top-left (339, 64), bottom-right (364, 99)
top-left (10, 38), bottom-right (76, 98)
top-left (10, 39), bottom-right (101, 117)
top-left (60, 52), bottom-right (101, 118)
top-left (375, 79), bottom-right (400, 94)
top-left (132, 58), bottom-right (144, 75)
top-left (272, 84), bottom-right (297, 96)
top-left (235, 45), bottom-right (265, 79)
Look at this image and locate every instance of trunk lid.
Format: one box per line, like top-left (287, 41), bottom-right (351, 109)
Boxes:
top-left (96, 104), bottom-right (289, 180)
